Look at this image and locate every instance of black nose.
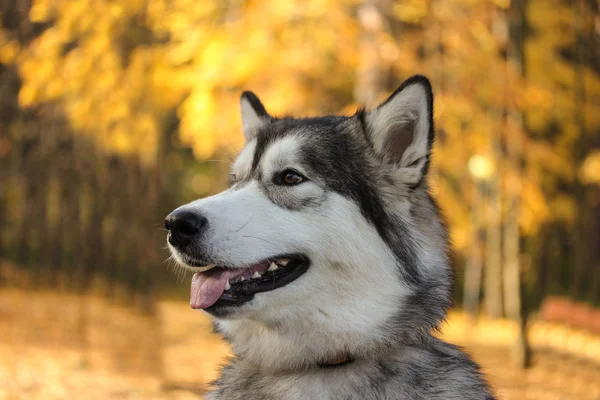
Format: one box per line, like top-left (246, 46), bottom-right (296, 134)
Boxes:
top-left (164, 210), bottom-right (207, 248)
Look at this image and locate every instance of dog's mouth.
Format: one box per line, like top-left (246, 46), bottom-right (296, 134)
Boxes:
top-left (189, 254), bottom-right (309, 313)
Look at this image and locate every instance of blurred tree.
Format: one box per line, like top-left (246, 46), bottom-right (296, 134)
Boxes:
top-left (503, 0), bottom-right (530, 369)
top-left (524, 0), bottom-right (600, 306)
top-left (355, 0), bottom-right (398, 105)
top-left (0, 0), bottom-right (167, 311)
top-left (0, 0), bottom-right (599, 335)
top-left (484, 3), bottom-right (505, 320)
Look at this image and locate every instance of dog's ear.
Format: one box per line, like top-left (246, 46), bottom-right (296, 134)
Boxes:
top-left (364, 75), bottom-right (434, 186)
top-left (240, 91), bottom-right (272, 141)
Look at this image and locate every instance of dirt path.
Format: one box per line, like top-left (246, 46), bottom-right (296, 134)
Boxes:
top-left (1, 289), bottom-right (599, 399)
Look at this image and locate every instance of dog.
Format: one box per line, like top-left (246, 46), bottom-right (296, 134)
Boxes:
top-left (165, 75), bottom-right (495, 399)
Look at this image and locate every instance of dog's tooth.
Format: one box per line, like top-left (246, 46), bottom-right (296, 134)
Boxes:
top-left (225, 280), bottom-right (231, 290)
top-left (268, 262), bottom-right (278, 271)
top-left (252, 271), bottom-right (261, 279)
top-left (276, 258), bottom-right (289, 266)
top-left (240, 277), bottom-right (246, 282)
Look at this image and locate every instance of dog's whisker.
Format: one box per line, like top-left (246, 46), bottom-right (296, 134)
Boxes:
top-left (234, 212), bottom-right (255, 233)
top-left (224, 137), bottom-right (239, 161)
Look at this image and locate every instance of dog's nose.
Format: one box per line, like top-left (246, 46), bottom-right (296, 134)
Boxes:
top-left (165, 210), bottom-right (207, 248)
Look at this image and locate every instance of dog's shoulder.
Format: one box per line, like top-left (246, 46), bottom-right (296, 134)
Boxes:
top-left (205, 359), bottom-right (252, 400)
top-left (385, 337), bottom-right (496, 399)
top-left (206, 358), bottom-right (295, 400)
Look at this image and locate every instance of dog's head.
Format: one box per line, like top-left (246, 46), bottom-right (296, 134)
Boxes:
top-left (166, 76), bottom-right (451, 370)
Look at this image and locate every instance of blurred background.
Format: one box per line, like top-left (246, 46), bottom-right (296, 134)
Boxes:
top-left (0, 0), bottom-right (599, 398)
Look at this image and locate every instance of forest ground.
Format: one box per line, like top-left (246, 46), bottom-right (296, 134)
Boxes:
top-left (1, 288), bottom-right (599, 400)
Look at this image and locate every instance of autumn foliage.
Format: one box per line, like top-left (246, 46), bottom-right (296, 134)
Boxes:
top-left (0, 0), bottom-right (599, 315)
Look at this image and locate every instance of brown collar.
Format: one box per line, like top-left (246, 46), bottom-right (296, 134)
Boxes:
top-left (318, 354), bottom-right (355, 368)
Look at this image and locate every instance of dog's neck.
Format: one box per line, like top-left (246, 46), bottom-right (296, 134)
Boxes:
top-left (216, 314), bottom-right (405, 374)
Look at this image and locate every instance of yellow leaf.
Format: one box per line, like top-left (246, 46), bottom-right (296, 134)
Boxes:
top-left (29, 0), bottom-right (52, 23)
top-left (579, 152), bottom-right (600, 185)
top-left (18, 84), bottom-right (37, 108)
top-left (0, 40), bottom-right (19, 64)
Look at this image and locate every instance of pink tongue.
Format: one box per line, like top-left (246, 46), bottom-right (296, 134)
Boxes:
top-left (190, 270), bottom-right (230, 309)
top-left (190, 263), bottom-right (270, 309)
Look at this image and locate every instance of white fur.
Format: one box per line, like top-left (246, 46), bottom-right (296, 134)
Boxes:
top-left (169, 80), bottom-right (493, 399)
top-left (367, 84), bottom-right (430, 186)
top-left (241, 98), bottom-right (268, 140)
top-left (216, 193), bottom-right (410, 370)
top-left (260, 134), bottom-right (308, 178)
top-left (169, 135), bottom-right (414, 371)
top-left (231, 139), bottom-right (257, 180)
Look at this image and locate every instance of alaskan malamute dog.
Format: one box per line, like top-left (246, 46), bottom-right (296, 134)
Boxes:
top-left (165, 76), bottom-right (495, 399)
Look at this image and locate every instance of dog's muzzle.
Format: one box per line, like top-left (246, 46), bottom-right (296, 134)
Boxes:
top-left (164, 209), bottom-right (207, 248)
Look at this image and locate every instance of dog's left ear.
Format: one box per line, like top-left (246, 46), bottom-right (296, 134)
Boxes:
top-left (364, 75), bottom-right (434, 187)
top-left (240, 91), bottom-right (272, 141)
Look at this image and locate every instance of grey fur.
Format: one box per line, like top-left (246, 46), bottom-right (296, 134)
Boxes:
top-left (209, 337), bottom-right (493, 400)
top-left (170, 76), bottom-right (495, 399)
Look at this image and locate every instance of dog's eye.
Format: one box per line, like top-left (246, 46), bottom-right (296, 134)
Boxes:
top-left (275, 169), bottom-right (305, 186)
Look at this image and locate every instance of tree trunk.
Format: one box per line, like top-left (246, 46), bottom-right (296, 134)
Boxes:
top-left (570, 0), bottom-right (594, 300)
top-left (485, 180), bottom-right (504, 319)
top-left (354, 0), bottom-right (394, 106)
top-left (464, 182), bottom-right (485, 317)
top-left (503, 0), bottom-right (530, 369)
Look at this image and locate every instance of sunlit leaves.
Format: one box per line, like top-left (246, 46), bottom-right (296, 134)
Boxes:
top-left (3, 0), bottom-right (599, 253)
top-left (0, 29), bottom-right (19, 64)
top-left (11, 0), bottom-right (362, 163)
top-left (580, 152), bottom-right (600, 185)
top-left (393, 1), bottom-right (428, 23)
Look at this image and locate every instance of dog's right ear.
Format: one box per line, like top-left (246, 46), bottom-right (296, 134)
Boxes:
top-left (240, 91), bottom-right (272, 141)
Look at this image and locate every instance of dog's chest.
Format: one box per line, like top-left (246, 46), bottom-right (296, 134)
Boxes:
top-left (206, 350), bottom-right (493, 400)
top-left (206, 364), bottom-right (408, 400)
